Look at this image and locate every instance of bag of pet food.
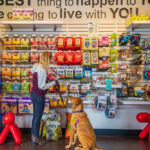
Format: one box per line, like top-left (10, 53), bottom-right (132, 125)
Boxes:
top-left (65, 113), bottom-right (72, 139)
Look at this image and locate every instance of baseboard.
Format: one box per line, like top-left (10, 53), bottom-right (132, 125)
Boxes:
top-left (20, 128), bottom-right (141, 137)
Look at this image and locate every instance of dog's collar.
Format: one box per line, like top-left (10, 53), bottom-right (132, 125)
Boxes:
top-left (72, 110), bottom-right (83, 114)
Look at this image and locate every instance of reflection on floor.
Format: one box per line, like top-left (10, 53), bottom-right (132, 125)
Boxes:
top-left (0, 136), bottom-right (150, 150)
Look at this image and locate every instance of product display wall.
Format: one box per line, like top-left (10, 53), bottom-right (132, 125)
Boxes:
top-left (0, 12), bottom-right (150, 125)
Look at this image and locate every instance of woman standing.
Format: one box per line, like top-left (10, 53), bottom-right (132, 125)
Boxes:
top-left (30, 51), bottom-right (57, 145)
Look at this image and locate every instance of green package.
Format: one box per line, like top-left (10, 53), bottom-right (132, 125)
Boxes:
top-left (3, 83), bottom-right (12, 93)
top-left (21, 53), bottom-right (29, 64)
top-left (110, 49), bottom-right (118, 62)
top-left (21, 83), bottom-right (30, 93)
top-left (111, 64), bottom-right (118, 73)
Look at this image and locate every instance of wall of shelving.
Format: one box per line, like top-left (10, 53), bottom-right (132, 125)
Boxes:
top-left (0, 20), bottom-right (150, 130)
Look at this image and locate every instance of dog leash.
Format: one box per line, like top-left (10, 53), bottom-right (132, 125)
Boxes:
top-left (55, 80), bottom-right (68, 113)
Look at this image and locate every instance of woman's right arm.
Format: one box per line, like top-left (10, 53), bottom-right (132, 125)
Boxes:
top-left (37, 68), bottom-right (56, 90)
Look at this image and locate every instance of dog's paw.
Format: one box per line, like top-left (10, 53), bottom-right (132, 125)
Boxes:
top-left (65, 145), bottom-right (71, 149)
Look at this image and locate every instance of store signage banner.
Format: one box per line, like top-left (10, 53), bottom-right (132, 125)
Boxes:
top-left (0, 0), bottom-right (150, 21)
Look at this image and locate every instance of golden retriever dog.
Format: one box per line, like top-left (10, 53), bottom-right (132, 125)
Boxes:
top-left (65, 97), bottom-right (102, 150)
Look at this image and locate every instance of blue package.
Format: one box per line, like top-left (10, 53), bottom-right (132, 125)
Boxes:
top-left (12, 83), bottom-right (21, 93)
top-left (83, 68), bottom-right (92, 79)
top-left (74, 69), bottom-right (83, 79)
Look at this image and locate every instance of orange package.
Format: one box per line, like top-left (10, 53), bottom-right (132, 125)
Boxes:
top-left (65, 113), bottom-right (72, 139)
top-left (65, 52), bottom-right (73, 65)
top-left (56, 52), bottom-right (65, 65)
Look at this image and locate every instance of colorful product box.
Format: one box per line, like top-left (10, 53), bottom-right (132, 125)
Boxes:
top-left (24, 8), bottom-right (34, 21)
top-left (18, 98), bottom-right (33, 114)
top-left (13, 8), bottom-right (24, 21)
top-left (1, 97), bottom-right (18, 114)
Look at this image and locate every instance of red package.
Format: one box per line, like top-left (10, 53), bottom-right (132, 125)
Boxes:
top-left (66, 37), bottom-right (73, 50)
top-left (56, 52), bottom-right (65, 65)
top-left (57, 37), bottom-right (65, 50)
top-left (73, 37), bottom-right (82, 50)
top-left (73, 52), bottom-right (82, 65)
top-left (30, 53), bottom-right (39, 63)
top-left (65, 52), bottom-right (73, 65)
top-left (38, 35), bottom-right (48, 50)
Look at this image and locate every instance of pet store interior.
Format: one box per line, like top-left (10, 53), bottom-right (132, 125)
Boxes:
top-left (0, 0), bottom-right (150, 150)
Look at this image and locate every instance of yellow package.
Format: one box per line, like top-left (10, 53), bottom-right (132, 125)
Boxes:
top-left (91, 51), bottom-right (98, 66)
top-left (12, 68), bottom-right (21, 81)
top-left (99, 48), bottom-right (110, 58)
top-left (90, 37), bottom-right (98, 50)
top-left (13, 9), bottom-right (24, 21)
top-left (83, 37), bottom-right (91, 50)
top-left (3, 52), bottom-right (12, 64)
top-left (83, 52), bottom-right (91, 66)
top-left (13, 35), bottom-right (21, 50)
top-left (13, 53), bottom-right (21, 64)
top-left (60, 83), bottom-right (67, 93)
top-left (24, 8), bottom-right (34, 21)
top-left (2, 68), bottom-right (11, 80)
top-left (50, 97), bottom-right (58, 108)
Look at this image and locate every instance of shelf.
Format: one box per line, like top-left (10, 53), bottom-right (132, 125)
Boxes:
top-left (127, 20), bottom-right (150, 29)
top-left (68, 101), bottom-right (94, 104)
top-left (95, 84), bottom-right (122, 88)
top-left (118, 100), bottom-right (150, 105)
top-left (1, 21), bottom-right (63, 31)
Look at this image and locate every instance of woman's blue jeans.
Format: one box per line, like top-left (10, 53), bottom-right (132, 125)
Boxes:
top-left (30, 93), bottom-right (45, 137)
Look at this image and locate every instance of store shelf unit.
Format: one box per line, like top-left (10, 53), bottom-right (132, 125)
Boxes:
top-left (1, 21), bottom-right (63, 31)
top-left (127, 20), bottom-right (150, 30)
top-left (118, 100), bottom-right (150, 105)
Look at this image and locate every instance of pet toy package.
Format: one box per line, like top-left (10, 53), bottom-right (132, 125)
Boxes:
top-left (74, 69), bottom-right (83, 79)
top-left (38, 35), bottom-right (48, 50)
top-left (21, 53), bottom-right (29, 64)
top-left (110, 49), bottom-right (118, 62)
top-left (13, 8), bottom-right (24, 21)
top-left (83, 52), bottom-right (91, 66)
top-left (90, 37), bottom-right (98, 50)
top-left (3, 82), bottom-right (12, 93)
top-left (69, 84), bottom-right (79, 93)
top-left (98, 60), bottom-right (110, 71)
top-left (65, 52), bottom-right (74, 65)
top-left (83, 68), bottom-right (92, 79)
top-left (91, 51), bottom-right (99, 67)
top-left (105, 106), bottom-right (117, 118)
top-left (81, 84), bottom-right (90, 95)
top-left (95, 96), bottom-right (107, 110)
top-left (1, 97), bottom-right (18, 114)
top-left (18, 98), bottom-right (33, 114)
top-left (12, 53), bottom-right (21, 64)
top-left (57, 69), bottom-right (66, 79)
top-left (41, 110), bottom-right (63, 141)
top-left (73, 37), bottom-right (82, 50)
top-left (3, 52), bottom-right (12, 64)
top-left (2, 68), bottom-right (11, 81)
top-left (3, 35), bottom-right (12, 50)
top-left (12, 68), bottom-right (21, 81)
top-left (102, 36), bottom-right (109, 47)
top-left (30, 53), bottom-right (39, 63)
top-left (49, 97), bottom-right (58, 108)
top-left (99, 48), bottom-right (110, 58)
top-left (73, 52), bottom-right (82, 65)
top-left (47, 35), bottom-right (57, 50)
top-left (66, 69), bottom-right (74, 79)
top-left (130, 34), bottom-right (141, 46)
top-left (23, 8), bottom-right (34, 21)
top-left (110, 33), bottom-right (117, 46)
top-left (111, 64), bottom-right (118, 73)
top-left (56, 52), bottom-right (65, 65)
top-left (12, 82), bottom-right (21, 93)
top-left (83, 37), bottom-right (91, 50)
top-left (118, 49), bottom-right (129, 60)
top-left (119, 33), bottom-right (130, 46)
top-left (44, 99), bottom-right (50, 114)
top-left (21, 35), bottom-right (30, 50)
top-left (21, 82), bottom-right (30, 93)
top-left (12, 35), bottom-right (21, 50)
top-left (30, 35), bottom-right (38, 50)
top-left (66, 37), bottom-right (73, 50)
top-left (57, 37), bottom-right (65, 50)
